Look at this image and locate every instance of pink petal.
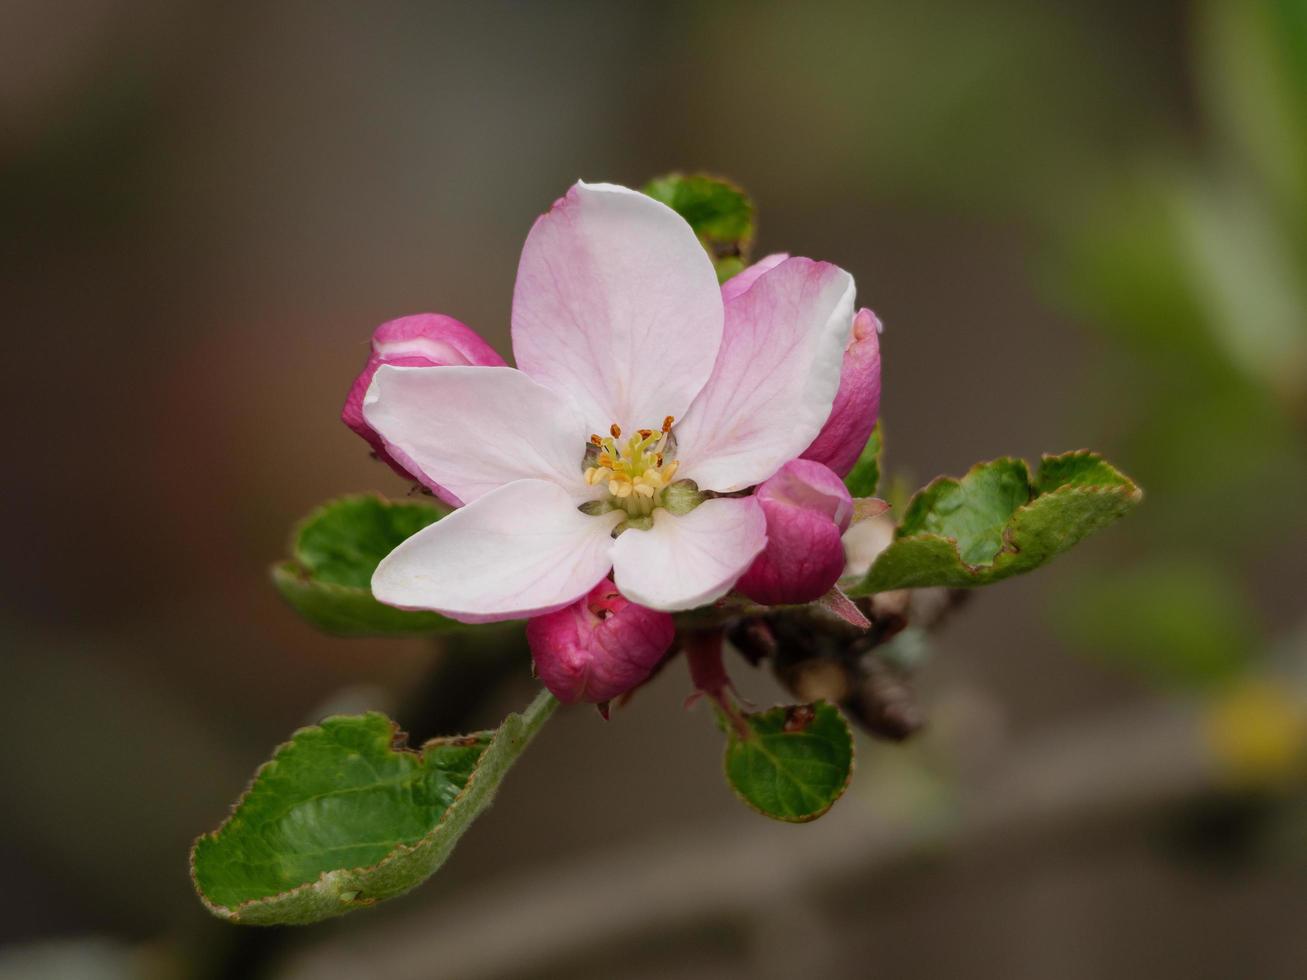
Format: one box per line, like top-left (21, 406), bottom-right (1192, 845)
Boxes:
top-left (371, 479), bottom-right (621, 624)
top-left (674, 257), bottom-right (855, 492)
top-left (362, 365), bottom-right (591, 507)
top-left (342, 314), bottom-right (506, 499)
top-left (526, 578), bottom-right (675, 704)
top-left (801, 308), bottom-right (882, 476)
top-left (719, 252), bottom-right (789, 304)
top-left (611, 496), bottom-right (767, 611)
top-left (735, 459), bottom-right (854, 605)
top-left (511, 181), bottom-right (724, 433)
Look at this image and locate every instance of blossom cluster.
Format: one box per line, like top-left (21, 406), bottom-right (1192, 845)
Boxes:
top-left (343, 182), bottom-right (882, 704)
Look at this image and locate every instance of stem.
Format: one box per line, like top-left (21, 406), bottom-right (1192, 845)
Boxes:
top-left (433, 687), bottom-right (558, 862)
top-left (512, 687), bottom-right (560, 746)
top-left (683, 630), bottom-right (749, 738)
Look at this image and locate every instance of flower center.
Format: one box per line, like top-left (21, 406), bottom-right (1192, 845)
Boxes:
top-left (584, 418), bottom-right (680, 519)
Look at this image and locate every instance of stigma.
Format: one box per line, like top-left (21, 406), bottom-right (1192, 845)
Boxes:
top-left (584, 418), bottom-right (679, 517)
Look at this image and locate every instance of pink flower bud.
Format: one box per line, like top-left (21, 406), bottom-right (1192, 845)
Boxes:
top-left (342, 314), bottom-right (505, 497)
top-left (735, 459), bottom-right (854, 605)
top-left (526, 578), bottom-right (676, 705)
top-left (801, 307), bottom-right (881, 477)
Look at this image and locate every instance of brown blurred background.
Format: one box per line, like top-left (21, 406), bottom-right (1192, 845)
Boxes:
top-left (4, 1), bottom-right (1306, 978)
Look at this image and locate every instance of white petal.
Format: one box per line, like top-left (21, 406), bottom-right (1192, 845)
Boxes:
top-left (611, 497), bottom-right (767, 611)
top-left (362, 365), bottom-right (590, 506)
top-left (675, 258), bottom-right (855, 492)
top-left (371, 479), bottom-right (621, 623)
top-left (511, 181), bottom-right (724, 433)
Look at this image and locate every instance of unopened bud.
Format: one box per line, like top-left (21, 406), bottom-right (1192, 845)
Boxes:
top-left (526, 578), bottom-right (675, 705)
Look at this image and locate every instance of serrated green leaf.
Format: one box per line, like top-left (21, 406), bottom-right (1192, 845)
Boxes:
top-left (724, 702), bottom-right (854, 823)
top-left (846, 451), bottom-right (1141, 594)
top-left (642, 172), bottom-right (755, 282)
top-left (843, 422), bottom-right (883, 498)
top-left (272, 494), bottom-right (458, 636)
top-left (191, 691), bottom-right (557, 925)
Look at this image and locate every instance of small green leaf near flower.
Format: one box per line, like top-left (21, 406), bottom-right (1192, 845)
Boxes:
top-left (271, 494), bottom-right (458, 635)
top-left (191, 691), bottom-right (556, 925)
top-left (723, 701), bottom-right (855, 822)
top-left (843, 422), bottom-right (884, 498)
top-left (845, 451), bottom-right (1141, 595)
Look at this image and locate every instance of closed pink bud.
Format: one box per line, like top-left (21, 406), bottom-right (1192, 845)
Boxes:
top-left (736, 459), bottom-right (854, 606)
top-left (801, 307), bottom-right (882, 477)
top-left (342, 314), bottom-right (505, 499)
top-left (526, 578), bottom-right (676, 705)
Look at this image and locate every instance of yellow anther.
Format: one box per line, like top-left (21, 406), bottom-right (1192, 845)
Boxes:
top-left (588, 419), bottom-right (684, 518)
top-left (589, 434), bottom-right (603, 446)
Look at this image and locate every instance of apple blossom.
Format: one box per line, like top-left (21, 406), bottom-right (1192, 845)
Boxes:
top-left (361, 181), bottom-right (858, 622)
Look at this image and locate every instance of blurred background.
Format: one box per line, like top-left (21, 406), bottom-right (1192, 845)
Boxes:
top-left (3, 1), bottom-right (1306, 977)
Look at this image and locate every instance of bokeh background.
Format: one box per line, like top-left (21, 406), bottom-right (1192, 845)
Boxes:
top-left (4, 1), bottom-right (1306, 977)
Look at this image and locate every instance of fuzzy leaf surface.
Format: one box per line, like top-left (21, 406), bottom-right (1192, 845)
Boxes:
top-left (272, 494), bottom-right (456, 635)
top-left (847, 451), bottom-right (1141, 594)
top-left (192, 693), bottom-right (555, 924)
top-left (724, 701), bottom-right (854, 822)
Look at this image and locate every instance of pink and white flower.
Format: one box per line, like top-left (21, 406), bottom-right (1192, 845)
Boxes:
top-left (360, 181), bottom-right (860, 622)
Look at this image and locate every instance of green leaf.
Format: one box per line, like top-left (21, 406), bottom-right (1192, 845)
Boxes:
top-left (846, 451), bottom-right (1141, 594)
top-left (191, 690), bottom-right (557, 925)
top-left (642, 173), bottom-right (755, 282)
top-left (271, 494), bottom-right (458, 636)
top-left (724, 702), bottom-right (854, 823)
top-left (1050, 560), bottom-right (1260, 690)
top-left (843, 422), bottom-right (884, 498)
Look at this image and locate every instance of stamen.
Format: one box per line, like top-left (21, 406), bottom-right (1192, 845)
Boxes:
top-left (586, 418), bottom-right (684, 522)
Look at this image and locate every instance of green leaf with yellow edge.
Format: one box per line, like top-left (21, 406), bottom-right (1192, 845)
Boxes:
top-left (642, 172), bottom-right (755, 282)
top-left (724, 702), bottom-right (854, 822)
top-left (271, 493), bottom-right (457, 635)
top-left (846, 451), bottom-right (1141, 595)
top-left (191, 691), bottom-right (557, 925)
top-left (843, 421), bottom-right (884, 498)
